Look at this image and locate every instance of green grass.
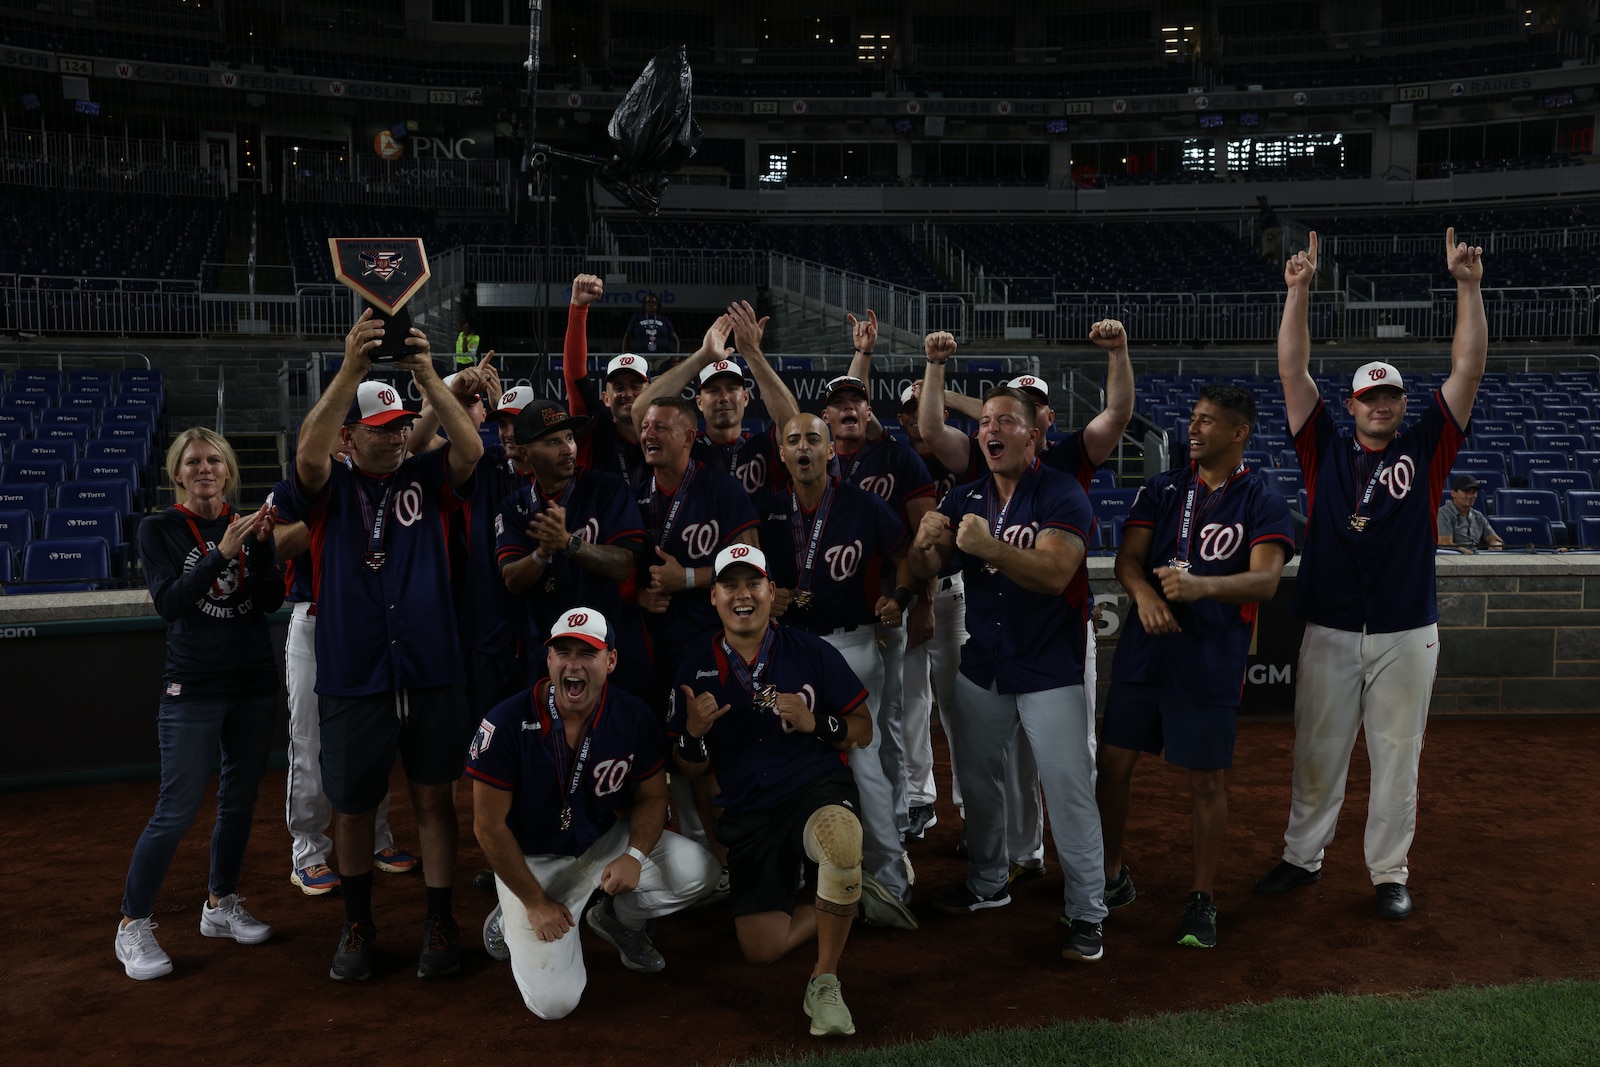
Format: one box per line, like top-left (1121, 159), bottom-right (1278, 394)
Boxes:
top-left (735, 980), bottom-right (1600, 1067)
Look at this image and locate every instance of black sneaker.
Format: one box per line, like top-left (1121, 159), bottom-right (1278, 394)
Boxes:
top-left (417, 913), bottom-right (462, 978)
top-left (932, 882), bottom-right (1010, 914)
top-left (1061, 919), bottom-right (1104, 962)
top-left (1177, 891), bottom-right (1217, 948)
top-left (1104, 865), bottom-right (1138, 909)
top-left (329, 920), bottom-right (375, 982)
top-left (903, 804), bottom-right (938, 843)
top-left (472, 868), bottom-right (497, 894)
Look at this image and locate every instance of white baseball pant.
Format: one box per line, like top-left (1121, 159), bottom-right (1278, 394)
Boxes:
top-left (823, 626), bottom-right (912, 902)
top-left (875, 620), bottom-right (911, 837)
top-left (903, 576), bottom-right (967, 810)
top-left (285, 602), bottom-right (394, 869)
top-left (1006, 626), bottom-right (1098, 871)
top-left (948, 675), bottom-right (1107, 922)
top-left (498, 824), bottom-right (719, 1019)
top-left (1281, 621), bottom-right (1438, 885)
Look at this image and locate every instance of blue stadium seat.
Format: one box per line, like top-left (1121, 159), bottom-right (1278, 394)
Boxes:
top-left (2, 459), bottom-right (67, 487)
top-left (1542, 404), bottom-right (1590, 424)
top-left (1494, 489), bottom-right (1567, 542)
top-left (1262, 468), bottom-right (1303, 502)
top-left (1577, 516), bottom-right (1600, 548)
top-left (0, 545), bottom-right (11, 583)
top-left (1573, 451), bottom-right (1600, 482)
top-left (68, 370), bottom-right (116, 392)
top-left (1523, 419), bottom-right (1567, 438)
top-left (1532, 433), bottom-right (1586, 460)
top-left (1564, 491), bottom-right (1600, 527)
top-left (60, 392), bottom-right (108, 411)
top-left (1469, 418), bottom-right (1515, 436)
top-left (1110, 514), bottom-right (1126, 548)
top-left (1508, 450), bottom-right (1569, 485)
top-left (1493, 515), bottom-right (1554, 547)
top-left (1090, 469), bottom-right (1115, 489)
top-left (36, 423), bottom-right (91, 446)
top-left (57, 479), bottom-right (135, 519)
top-left (0, 399), bottom-right (44, 426)
top-left (9, 537), bottom-right (111, 592)
top-left (0, 483), bottom-right (47, 525)
top-left (1242, 449), bottom-right (1273, 470)
top-left (76, 458), bottom-right (140, 490)
top-left (1528, 469), bottom-right (1593, 499)
top-left (12, 439), bottom-right (77, 465)
top-left (84, 438), bottom-right (150, 467)
top-left (9, 384), bottom-right (59, 405)
top-left (13, 369), bottom-right (62, 389)
top-left (103, 406), bottom-right (155, 426)
top-left (102, 422), bottom-right (152, 444)
top-left (1089, 488), bottom-right (1139, 526)
top-left (1472, 433), bottom-right (1526, 453)
top-left (1454, 450), bottom-right (1508, 475)
top-left (42, 407), bottom-right (97, 429)
top-left (1295, 487), bottom-right (1308, 516)
top-left (44, 507), bottom-right (122, 549)
top-left (0, 509), bottom-right (32, 567)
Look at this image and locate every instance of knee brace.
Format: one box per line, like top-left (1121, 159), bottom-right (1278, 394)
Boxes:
top-left (802, 804), bottom-right (863, 917)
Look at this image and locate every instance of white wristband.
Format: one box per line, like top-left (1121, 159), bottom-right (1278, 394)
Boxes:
top-left (624, 846), bottom-right (649, 865)
top-left (683, 567), bottom-right (695, 589)
top-left (531, 549), bottom-right (548, 567)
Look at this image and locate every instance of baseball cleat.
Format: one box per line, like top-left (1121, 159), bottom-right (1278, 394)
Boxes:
top-left (482, 905), bottom-right (509, 961)
top-left (115, 917), bottom-right (173, 981)
top-left (803, 973), bottom-right (856, 1037)
top-left (1177, 891), bottom-right (1217, 948)
top-left (292, 863), bottom-right (341, 896)
top-left (417, 913), bottom-right (462, 978)
top-left (932, 882), bottom-right (1010, 914)
top-left (1375, 883), bottom-right (1413, 920)
top-left (200, 894), bottom-right (273, 945)
top-left (585, 896), bottom-right (666, 973)
top-left (858, 872), bottom-right (919, 930)
top-left (1060, 919), bottom-right (1105, 962)
top-left (903, 804), bottom-right (938, 842)
top-left (1104, 865), bottom-right (1138, 909)
top-left (1255, 860), bottom-right (1322, 894)
top-left (329, 920), bottom-right (375, 982)
top-left (373, 846), bottom-right (418, 874)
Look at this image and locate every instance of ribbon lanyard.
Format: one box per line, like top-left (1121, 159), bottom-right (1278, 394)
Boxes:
top-left (790, 478), bottom-right (836, 601)
top-left (701, 431), bottom-right (749, 479)
top-left (1172, 460), bottom-right (1247, 568)
top-left (721, 625), bottom-right (780, 710)
top-left (613, 438), bottom-right (634, 490)
top-left (548, 681), bottom-right (596, 832)
top-left (1348, 443), bottom-right (1391, 533)
top-left (347, 455), bottom-right (394, 571)
top-left (178, 504), bottom-right (242, 597)
top-left (650, 460), bottom-right (699, 548)
top-left (837, 440), bottom-right (870, 486)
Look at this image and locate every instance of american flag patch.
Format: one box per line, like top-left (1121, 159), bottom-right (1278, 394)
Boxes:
top-left (166, 683), bottom-right (182, 696)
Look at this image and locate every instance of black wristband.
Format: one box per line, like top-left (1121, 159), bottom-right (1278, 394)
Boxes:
top-left (892, 585), bottom-right (914, 610)
top-left (676, 733), bottom-right (708, 763)
top-left (815, 713), bottom-right (848, 745)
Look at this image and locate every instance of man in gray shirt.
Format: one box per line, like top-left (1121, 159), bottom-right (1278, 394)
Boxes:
top-left (1437, 474), bottom-right (1503, 552)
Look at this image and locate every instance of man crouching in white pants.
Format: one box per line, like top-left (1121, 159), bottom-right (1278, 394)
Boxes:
top-left (469, 608), bottom-right (719, 1019)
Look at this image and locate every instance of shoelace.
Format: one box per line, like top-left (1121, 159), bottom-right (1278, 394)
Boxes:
top-left (813, 981), bottom-right (842, 1005)
top-left (129, 920), bottom-right (162, 953)
top-left (342, 923), bottom-right (369, 952)
top-left (426, 917), bottom-right (453, 951)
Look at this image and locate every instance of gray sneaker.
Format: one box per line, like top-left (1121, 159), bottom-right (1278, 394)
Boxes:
top-left (585, 897), bottom-right (665, 973)
top-left (483, 904), bottom-right (509, 961)
top-left (803, 972), bottom-right (855, 1037)
top-left (858, 871), bottom-right (918, 930)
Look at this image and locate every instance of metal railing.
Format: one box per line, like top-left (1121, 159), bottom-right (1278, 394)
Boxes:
top-left (0, 129), bottom-right (227, 196)
top-left (766, 253), bottom-right (969, 349)
top-left (461, 247), bottom-right (766, 288)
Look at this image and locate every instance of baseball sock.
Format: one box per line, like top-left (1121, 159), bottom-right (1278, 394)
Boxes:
top-left (342, 872), bottom-right (374, 925)
top-left (426, 885), bottom-right (453, 919)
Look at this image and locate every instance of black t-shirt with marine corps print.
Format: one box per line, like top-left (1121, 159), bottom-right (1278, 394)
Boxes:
top-left (137, 504), bottom-right (284, 702)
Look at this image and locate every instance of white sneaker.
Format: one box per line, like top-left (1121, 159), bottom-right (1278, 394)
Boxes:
top-left (115, 917), bottom-right (173, 980)
top-left (200, 894), bottom-right (273, 945)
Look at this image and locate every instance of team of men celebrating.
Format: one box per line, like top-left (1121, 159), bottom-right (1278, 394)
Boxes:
top-left (264, 233), bottom-right (1484, 1035)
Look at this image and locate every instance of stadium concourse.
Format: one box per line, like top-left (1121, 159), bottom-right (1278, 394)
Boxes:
top-left (2, 717), bottom-right (1598, 1062)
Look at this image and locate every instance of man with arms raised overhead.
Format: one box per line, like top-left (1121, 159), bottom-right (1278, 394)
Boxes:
top-left (1255, 230), bottom-right (1485, 921)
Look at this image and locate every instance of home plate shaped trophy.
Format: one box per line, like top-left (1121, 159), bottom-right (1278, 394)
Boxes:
top-left (328, 237), bottom-right (432, 361)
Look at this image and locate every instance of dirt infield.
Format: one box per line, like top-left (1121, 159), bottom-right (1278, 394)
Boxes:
top-left (3, 716), bottom-right (1597, 1066)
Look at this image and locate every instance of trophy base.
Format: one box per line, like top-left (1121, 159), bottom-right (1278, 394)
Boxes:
top-left (364, 301), bottom-right (414, 362)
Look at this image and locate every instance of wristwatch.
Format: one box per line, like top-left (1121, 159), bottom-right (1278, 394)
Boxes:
top-left (566, 534), bottom-right (584, 556)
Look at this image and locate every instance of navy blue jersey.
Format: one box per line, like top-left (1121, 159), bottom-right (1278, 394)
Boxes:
top-left (938, 460), bottom-right (1094, 693)
top-left (137, 504), bottom-right (284, 702)
top-left (636, 460), bottom-right (761, 661)
top-left (754, 478), bottom-right (905, 633)
top-left (467, 681), bottom-right (666, 858)
top-left (668, 623), bottom-right (868, 813)
top-left (267, 476), bottom-right (312, 604)
top-left (1111, 464), bottom-right (1296, 705)
top-left (1039, 429), bottom-right (1098, 489)
top-left (624, 313), bottom-right (676, 354)
top-left (1293, 392), bottom-right (1464, 633)
top-left (693, 427), bottom-right (777, 496)
top-left (291, 446), bottom-right (467, 696)
top-left (918, 438), bottom-right (982, 506)
top-left (452, 444), bottom-right (529, 656)
top-left (830, 437), bottom-right (935, 527)
top-left (578, 410), bottom-right (647, 492)
top-left (495, 470), bottom-right (650, 680)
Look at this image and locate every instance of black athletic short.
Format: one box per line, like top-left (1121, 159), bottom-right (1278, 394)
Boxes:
top-left (319, 685), bottom-right (473, 813)
top-left (713, 769), bottom-right (860, 919)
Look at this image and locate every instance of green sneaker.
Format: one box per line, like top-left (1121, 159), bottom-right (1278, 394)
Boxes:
top-left (858, 872), bottom-right (918, 930)
top-left (803, 973), bottom-right (856, 1037)
top-left (1104, 865), bottom-right (1138, 910)
top-left (1177, 891), bottom-right (1217, 948)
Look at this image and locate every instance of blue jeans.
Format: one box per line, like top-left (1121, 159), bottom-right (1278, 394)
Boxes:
top-left (121, 694), bottom-right (275, 919)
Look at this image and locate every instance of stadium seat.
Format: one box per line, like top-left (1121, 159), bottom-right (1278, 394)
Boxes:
top-left (36, 423), bottom-right (91, 446)
top-left (0, 508), bottom-right (32, 565)
top-left (42, 407), bottom-right (97, 429)
top-left (1089, 488), bottom-right (1139, 527)
top-left (13, 369), bottom-right (62, 389)
top-left (84, 438), bottom-right (150, 467)
top-left (76, 458), bottom-right (140, 490)
top-left (68, 370), bottom-right (116, 392)
top-left (11, 537), bottom-right (111, 592)
top-left (1542, 404), bottom-right (1590, 424)
top-left (1573, 452), bottom-right (1600, 482)
top-left (8, 385), bottom-right (59, 406)
top-left (57, 479), bottom-right (135, 518)
top-left (1295, 487), bottom-right (1308, 517)
top-left (12, 440), bottom-right (77, 466)
top-left (1493, 515), bottom-right (1554, 547)
top-left (0, 546), bottom-right (11, 583)
top-left (1507, 451), bottom-right (1568, 485)
top-left (1469, 418), bottom-right (1515, 436)
top-left (101, 423), bottom-right (152, 444)
top-left (1523, 420), bottom-right (1567, 438)
top-left (61, 393), bottom-right (108, 411)
top-left (1528, 469), bottom-right (1593, 499)
top-left (1262, 468), bottom-right (1303, 503)
top-left (1090, 469), bottom-right (1115, 489)
top-left (0, 402), bottom-right (41, 430)
top-left (1564, 491), bottom-right (1600, 527)
top-left (1494, 489), bottom-right (1567, 542)
top-left (0, 483), bottom-right (47, 525)
top-left (1531, 434), bottom-right (1586, 460)
top-left (103, 406), bottom-right (155, 426)
top-left (1454, 450), bottom-right (1508, 475)
top-left (2, 459), bottom-right (67, 487)
top-left (1110, 514), bottom-right (1126, 549)
top-left (44, 507), bottom-right (122, 549)
top-left (1577, 516), bottom-right (1600, 548)
top-left (1472, 433), bottom-right (1526, 453)
top-left (1242, 449), bottom-right (1273, 470)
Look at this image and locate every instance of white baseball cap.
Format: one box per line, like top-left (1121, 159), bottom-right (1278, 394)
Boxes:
top-left (899, 384), bottom-right (918, 410)
top-left (547, 606), bottom-right (611, 650)
top-left (345, 380), bottom-right (412, 427)
top-left (1006, 375), bottom-right (1050, 400)
top-left (495, 385), bottom-right (535, 418)
top-left (1351, 361), bottom-right (1406, 398)
top-left (606, 353), bottom-right (650, 382)
top-left (698, 359), bottom-right (746, 389)
top-left (713, 543), bottom-right (769, 579)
